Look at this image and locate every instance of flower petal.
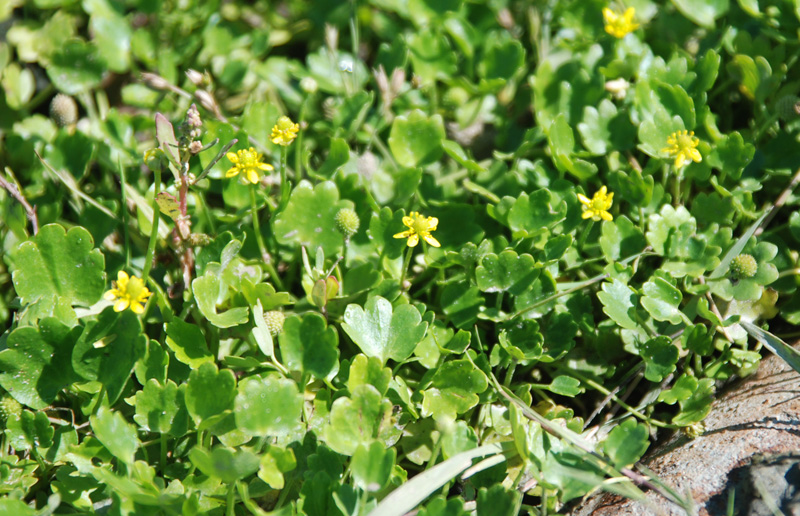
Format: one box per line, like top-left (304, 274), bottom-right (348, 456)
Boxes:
top-left (426, 217), bottom-right (439, 231)
top-left (226, 152), bottom-right (239, 163)
top-left (114, 299), bottom-right (130, 312)
top-left (600, 210), bottom-right (613, 221)
top-left (104, 290), bottom-right (117, 301)
top-left (582, 210), bottom-right (595, 219)
top-left (423, 234), bottom-right (441, 247)
top-left (393, 230), bottom-right (412, 239)
top-left (402, 216), bottom-right (413, 227)
top-left (226, 167), bottom-right (240, 178)
top-left (577, 193), bottom-right (591, 205)
top-left (407, 234), bottom-right (419, 247)
top-left (130, 301), bottom-right (145, 315)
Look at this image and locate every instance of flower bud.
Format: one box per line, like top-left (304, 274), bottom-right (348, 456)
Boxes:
top-left (730, 253), bottom-right (758, 280)
top-left (334, 208), bottom-right (360, 239)
top-left (50, 93), bottom-right (78, 127)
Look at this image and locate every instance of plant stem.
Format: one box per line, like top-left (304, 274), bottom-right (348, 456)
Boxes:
top-left (142, 165), bottom-right (162, 281)
top-left (576, 219), bottom-right (594, 251)
top-left (400, 246), bottom-right (413, 287)
top-left (118, 159), bottom-right (131, 270)
top-left (226, 482), bottom-right (236, 516)
top-left (573, 372), bottom-right (675, 429)
top-left (249, 186), bottom-right (269, 262)
top-left (279, 145), bottom-right (290, 210)
top-left (160, 433), bottom-right (167, 474)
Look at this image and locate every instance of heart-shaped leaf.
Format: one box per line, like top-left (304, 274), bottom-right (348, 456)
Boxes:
top-left (476, 250), bottom-right (540, 295)
top-left (185, 362), bottom-right (236, 425)
top-left (388, 110), bottom-right (445, 168)
top-left (10, 224), bottom-right (105, 306)
top-left (90, 406), bottom-right (139, 465)
top-left (188, 446), bottom-right (260, 484)
top-left (324, 384), bottom-right (392, 455)
top-left (165, 319), bottom-right (214, 368)
top-left (422, 359), bottom-right (488, 421)
top-left (279, 312), bottom-right (340, 381)
top-left (273, 180), bottom-right (354, 257)
top-left (234, 376), bottom-right (303, 436)
top-left (342, 296), bottom-right (428, 365)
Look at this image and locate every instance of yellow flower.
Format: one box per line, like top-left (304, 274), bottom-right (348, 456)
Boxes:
top-left (661, 130), bottom-right (702, 169)
top-left (270, 116), bottom-right (300, 146)
top-left (603, 6), bottom-right (639, 38)
top-left (225, 147), bottom-right (273, 184)
top-left (578, 186), bottom-right (614, 221)
top-left (393, 211), bottom-right (440, 248)
top-left (104, 271), bottom-right (152, 314)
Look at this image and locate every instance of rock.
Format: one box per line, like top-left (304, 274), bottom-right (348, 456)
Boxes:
top-left (569, 348), bottom-right (800, 516)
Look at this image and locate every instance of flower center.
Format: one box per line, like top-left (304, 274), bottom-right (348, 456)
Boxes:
top-left (411, 215), bottom-right (429, 235)
top-left (592, 197), bottom-right (607, 211)
top-left (126, 276), bottom-right (146, 300)
top-left (676, 133), bottom-right (695, 151)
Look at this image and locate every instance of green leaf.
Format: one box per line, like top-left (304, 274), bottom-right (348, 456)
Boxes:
top-left (478, 33), bottom-right (525, 81)
top-left (46, 40), bottom-right (106, 95)
top-left (498, 319), bottom-right (543, 361)
top-left (185, 362), bottom-right (236, 425)
top-left (658, 374), bottom-right (697, 405)
top-left (192, 273), bottom-right (249, 329)
top-left (188, 446), bottom-right (260, 484)
top-left (673, 378), bottom-right (715, 426)
top-left (280, 313), bottom-right (340, 381)
top-left (347, 354), bottom-right (392, 397)
top-left (670, 0), bottom-right (730, 28)
top-left (258, 445), bottom-right (297, 489)
top-left (351, 441), bottom-right (396, 492)
top-left (273, 180), bottom-right (354, 257)
top-left (706, 131), bottom-right (754, 181)
top-left (603, 419), bottom-right (649, 468)
top-left (407, 32), bottom-right (456, 85)
top-left (639, 336), bottom-right (679, 382)
top-left (637, 107), bottom-right (684, 159)
top-left (641, 277), bottom-right (684, 324)
top-left (546, 376), bottom-right (583, 397)
top-left (165, 319), bottom-right (214, 369)
top-left (600, 216), bottom-right (647, 262)
top-left (646, 204), bottom-right (696, 257)
top-left (577, 99), bottom-right (636, 155)
top-left (422, 359), bottom-right (488, 421)
top-left (507, 189), bottom-right (567, 237)
top-left (324, 384), bottom-right (392, 455)
top-left (709, 210), bottom-right (769, 280)
top-left (342, 296), bottom-right (428, 365)
top-left (133, 379), bottom-right (188, 436)
top-left (10, 224), bottom-right (105, 306)
top-left (0, 318), bottom-right (81, 409)
top-left (476, 251), bottom-right (540, 295)
top-left (547, 114), bottom-right (598, 179)
top-left (72, 308), bottom-right (147, 405)
top-left (6, 410), bottom-right (54, 451)
top-left (476, 485), bottom-right (522, 516)
top-left (90, 406), bottom-right (139, 465)
top-left (1, 63), bottom-right (34, 109)
top-left (388, 110), bottom-right (445, 168)
top-left (0, 499), bottom-right (35, 516)
top-left (597, 280), bottom-right (640, 331)
top-left (234, 376), bottom-right (303, 436)
top-left (87, 0), bottom-right (131, 73)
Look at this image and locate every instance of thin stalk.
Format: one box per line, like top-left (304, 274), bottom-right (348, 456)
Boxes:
top-left (400, 246), bottom-right (413, 287)
top-left (279, 145), bottom-right (290, 210)
top-left (226, 482), bottom-right (236, 516)
top-left (118, 159), bottom-right (131, 270)
top-left (160, 434), bottom-right (167, 475)
top-left (576, 219), bottom-right (594, 251)
top-left (249, 187), bottom-right (269, 263)
top-left (572, 371), bottom-right (676, 429)
top-left (142, 165), bottom-right (162, 281)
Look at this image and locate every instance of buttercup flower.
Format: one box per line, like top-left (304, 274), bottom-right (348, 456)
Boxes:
top-left (662, 130), bottom-right (702, 169)
top-left (104, 271), bottom-right (152, 314)
top-left (271, 116), bottom-right (300, 146)
top-left (393, 211), bottom-right (440, 247)
top-left (603, 6), bottom-right (639, 38)
top-left (578, 186), bottom-right (614, 221)
top-left (225, 147), bottom-right (273, 184)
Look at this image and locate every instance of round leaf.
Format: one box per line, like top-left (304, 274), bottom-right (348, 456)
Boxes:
top-left (388, 110), bottom-right (445, 168)
top-left (234, 376), bottom-right (303, 436)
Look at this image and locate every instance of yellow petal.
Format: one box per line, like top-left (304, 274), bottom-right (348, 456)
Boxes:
top-left (247, 170), bottom-right (260, 184)
top-left (130, 301), bottom-right (145, 315)
top-left (581, 211), bottom-right (595, 219)
top-left (427, 217), bottom-right (439, 230)
top-left (393, 230), bottom-right (412, 239)
top-left (117, 270), bottom-right (129, 282)
top-left (689, 149), bottom-right (702, 162)
top-left (577, 193), bottom-right (591, 205)
top-left (402, 216), bottom-right (413, 227)
top-left (407, 234), bottom-right (419, 247)
top-left (226, 167), bottom-right (240, 178)
top-left (104, 290), bottom-right (117, 301)
top-left (226, 152), bottom-right (239, 163)
top-left (600, 210), bottom-right (613, 221)
top-left (423, 234), bottom-right (441, 247)
top-left (114, 299), bottom-right (129, 312)
top-left (259, 163), bottom-right (274, 171)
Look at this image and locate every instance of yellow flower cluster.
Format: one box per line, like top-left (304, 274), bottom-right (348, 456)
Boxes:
top-left (104, 271), bottom-right (152, 314)
top-left (578, 186), bottom-right (614, 222)
top-left (271, 116), bottom-right (300, 146)
top-left (603, 6), bottom-right (639, 38)
top-left (662, 130), bottom-right (702, 169)
top-left (393, 212), bottom-right (441, 248)
top-left (225, 147), bottom-right (274, 184)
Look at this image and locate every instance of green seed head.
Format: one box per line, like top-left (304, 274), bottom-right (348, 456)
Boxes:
top-left (776, 95), bottom-right (800, 121)
top-left (263, 310), bottom-right (285, 337)
top-left (730, 253), bottom-right (758, 280)
top-left (443, 86), bottom-right (469, 109)
top-left (50, 93), bottom-right (78, 127)
top-left (334, 208), bottom-right (360, 238)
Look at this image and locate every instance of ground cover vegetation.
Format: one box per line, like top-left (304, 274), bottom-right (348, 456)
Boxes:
top-left (1, 0), bottom-right (800, 514)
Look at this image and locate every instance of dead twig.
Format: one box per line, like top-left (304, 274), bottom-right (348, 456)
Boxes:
top-left (0, 167), bottom-right (38, 234)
